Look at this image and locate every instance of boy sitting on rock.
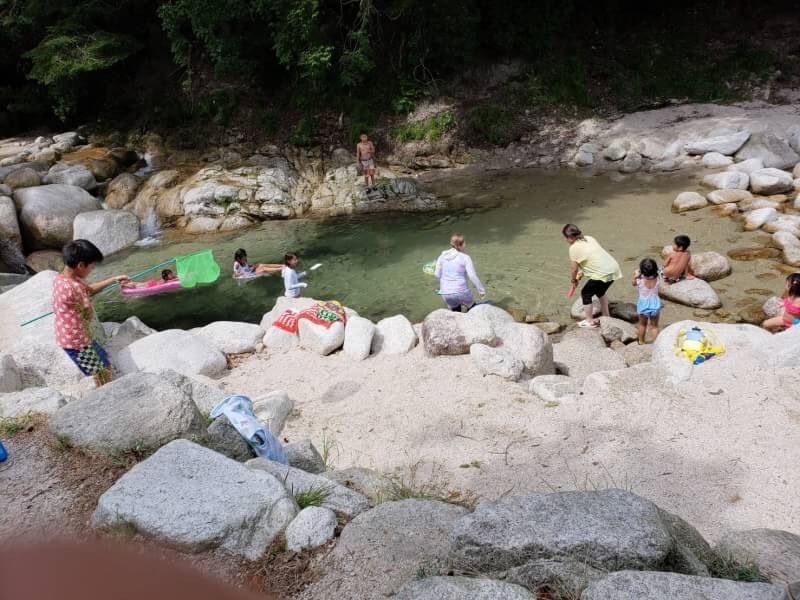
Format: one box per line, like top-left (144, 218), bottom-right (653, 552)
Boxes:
top-left (662, 234), bottom-right (695, 284)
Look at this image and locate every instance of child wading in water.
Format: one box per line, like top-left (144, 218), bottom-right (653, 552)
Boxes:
top-left (233, 248), bottom-right (281, 278)
top-left (633, 258), bottom-right (662, 344)
top-left (662, 234), bottom-right (694, 284)
top-left (53, 240), bottom-right (129, 386)
top-left (762, 273), bottom-right (800, 332)
top-left (434, 233), bottom-right (486, 312)
top-left (282, 252), bottom-right (308, 298)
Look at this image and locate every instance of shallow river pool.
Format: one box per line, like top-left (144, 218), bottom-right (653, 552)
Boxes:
top-left (94, 168), bottom-right (785, 330)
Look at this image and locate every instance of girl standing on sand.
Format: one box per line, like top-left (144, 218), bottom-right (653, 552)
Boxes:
top-left (563, 224), bottom-right (622, 329)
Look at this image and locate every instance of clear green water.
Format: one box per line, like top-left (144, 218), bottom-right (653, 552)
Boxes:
top-left (93, 168), bottom-right (780, 329)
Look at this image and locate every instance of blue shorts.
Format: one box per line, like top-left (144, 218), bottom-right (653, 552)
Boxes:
top-left (638, 308), bottom-right (661, 318)
top-left (63, 341), bottom-right (110, 376)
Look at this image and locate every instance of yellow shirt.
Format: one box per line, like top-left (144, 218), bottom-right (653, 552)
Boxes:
top-left (568, 236), bottom-right (622, 283)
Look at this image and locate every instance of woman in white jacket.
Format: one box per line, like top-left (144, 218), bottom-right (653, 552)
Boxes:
top-left (434, 233), bottom-right (486, 312)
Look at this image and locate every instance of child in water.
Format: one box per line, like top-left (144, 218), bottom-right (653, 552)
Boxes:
top-left (762, 273), bottom-right (800, 332)
top-left (632, 258), bottom-right (662, 344)
top-left (233, 248), bottom-right (281, 278)
top-left (282, 252), bottom-right (308, 298)
top-left (434, 233), bottom-right (486, 311)
top-left (662, 235), bottom-right (694, 284)
top-left (122, 269), bottom-right (177, 289)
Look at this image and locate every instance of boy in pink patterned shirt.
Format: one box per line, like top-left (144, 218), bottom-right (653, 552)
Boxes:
top-left (53, 240), bottom-right (129, 386)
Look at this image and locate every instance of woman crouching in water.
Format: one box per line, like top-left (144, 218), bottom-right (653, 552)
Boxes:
top-left (434, 233), bottom-right (486, 312)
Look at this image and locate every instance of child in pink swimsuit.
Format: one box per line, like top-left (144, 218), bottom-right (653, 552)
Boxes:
top-left (762, 273), bottom-right (800, 332)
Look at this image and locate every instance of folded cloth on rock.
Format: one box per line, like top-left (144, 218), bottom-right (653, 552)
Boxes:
top-left (272, 300), bottom-right (347, 334)
top-left (210, 395), bottom-right (287, 463)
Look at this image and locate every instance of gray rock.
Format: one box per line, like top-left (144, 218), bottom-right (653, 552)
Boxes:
top-left (194, 321), bottom-right (264, 354)
top-left (24, 249), bottom-right (63, 272)
top-left (469, 303), bottom-right (516, 331)
top-left (599, 316), bottom-right (637, 344)
top-left (609, 301), bottom-right (638, 323)
top-left (728, 158), bottom-right (764, 174)
top-left (470, 343), bottom-right (524, 381)
top-left (205, 415), bottom-right (253, 461)
top-left (247, 458), bottom-right (369, 519)
top-left (0, 196), bottom-right (22, 254)
top-left (286, 506), bottom-right (337, 552)
top-left (343, 315), bottom-right (375, 360)
top-left (329, 147), bottom-right (356, 169)
top-left (659, 278), bottom-right (721, 309)
top-left (749, 167), bottom-right (795, 195)
top-left (92, 439), bottom-right (297, 560)
top-left (322, 467), bottom-right (391, 503)
top-left (619, 343), bottom-right (653, 366)
top-left (532, 321), bottom-right (564, 334)
top-left (0, 353), bottom-right (22, 393)
top-left (304, 499), bottom-right (468, 599)
top-left (103, 316), bottom-right (156, 364)
top-left (116, 329), bottom-right (227, 377)
top-left (13, 184), bottom-right (101, 250)
top-left (263, 325), bottom-right (297, 353)
top-left (672, 191), bottom-right (708, 212)
top-left (4, 167), bottom-right (41, 189)
top-left (662, 247), bottom-right (732, 281)
top-left (52, 132), bottom-right (82, 146)
top-left (529, 374), bottom-right (580, 402)
top-left (735, 132), bottom-right (800, 169)
top-left (553, 336), bottom-right (626, 381)
top-left (285, 439), bottom-right (326, 474)
top-left (571, 297), bottom-right (602, 319)
top-left (603, 140), bottom-right (629, 161)
top-left (104, 173), bottom-right (140, 209)
top-left (0, 387), bottom-right (68, 418)
top-left (72, 209), bottom-right (140, 256)
top-left (717, 529), bottom-right (800, 591)
top-left (773, 231), bottom-right (800, 266)
top-left (701, 152), bottom-right (733, 167)
top-left (299, 319), bottom-right (345, 355)
top-left (421, 309), bottom-right (496, 356)
top-left (763, 296), bottom-right (782, 318)
top-left (684, 130), bottom-right (750, 155)
top-left (494, 321), bottom-right (554, 376)
top-left (508, 559), bottom-right (604, 597)
top-left (252, 390), bottom-right (293, 436)
top-left (701, 171), bottom-right (749, 190)
top-left (744, 207), bottom-right (778, 231)
top-left (42, 163), bottom-right (97, 190)
top-left (619, 151), bottom-right (642, 173)
top-left (450, 490), bottom-right (710, 580)
top-left (395, 577), bottom-right (533, 600)
top-left (49, 371), bottom-right (206, 454)
top-left (371, 314), bottom-right (418, 355)
top-left (575, 150), bottom-right (594, 167)
top-left (706, 188), bottom-right (752, 204)
top-left (580, 570), bottom-right (788, 600)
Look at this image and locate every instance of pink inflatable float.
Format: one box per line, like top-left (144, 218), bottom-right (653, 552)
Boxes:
top-left (120, 279), bottom-right (183, 297)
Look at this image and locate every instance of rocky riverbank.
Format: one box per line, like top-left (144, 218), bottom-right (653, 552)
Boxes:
top-left (2, 270), bottom-right (800, 598)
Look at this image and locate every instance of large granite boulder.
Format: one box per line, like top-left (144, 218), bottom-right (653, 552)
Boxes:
top-left (672, 191), bottom-right (707, 212)
top-left (750, 167), bottom-right (795, 195)
top-left (343, 315), bottom-right (375, 360)
top-left (13, 184), bottom-right (101, 250)
top-left (659, 278), bottom-right (721, 309)
top-left (42, 163), bottom-right (97, 190)
top-left (4, 167), bottom-right (41, 189)
top-left (706, 189), bottom-right (752, 205)
top-left (716, 529), bottom-right (800, 595)
top-left (116, 329), bottom-right (227, 377)
top-left (772, 231), bottom-right (800, 267)
top-left (421, 309), bottom-right (496, 356)
top-left (470, 343), bottom-right (524, 381)
top-left (450, 490), bottom-right (712, 594)
top-left (0, 196), bottom-right (22, 255)
top-left (303, 499), bottom-right (468, 599)
top-left (285, 506), bottom-right (337, 552)
top-left (395, 577), bottom-right (533, 600)
top-left (299, 319), bottom-right (345, 356)
top-left (735, 132), bottom-right (800, 170)
top-left (284, 439), bottom-right (326, 474)
top-left (684, 131), bottom-right (750, 155)
top-left (72, 209), bottom-right (140, 256)
top-left (92, 439), bottom-right (297, 559)
top-left (194, 321), bottom-right (265, 354)
top-left (0, 387), bottom-right (68, 418)
top-left (493, 321), bottom-right (554, 376)
top-left (581, 571), bottom-right (787, 600)
top-left (204, 415), bottom-right (252, 461)
top-left (371, 314), bottom-right (418, 355)
top-left (598, 316), bottom-right (637, 344)
top-left (0, 353), bottom-right (22, 393)
top-left (701, 171), bottom-right (749, 190)
top-left (49, 371), bottom-right (206, 454)
top-left (104, 173), bottom-right (141, 209)
top-left (661, 247), bottom-right (731, 281)
top-left (553, 329), bottom-right (625, 381)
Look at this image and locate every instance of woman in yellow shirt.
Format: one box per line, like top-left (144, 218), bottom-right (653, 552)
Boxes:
top-left (563, 223), bottom-right (622, 329)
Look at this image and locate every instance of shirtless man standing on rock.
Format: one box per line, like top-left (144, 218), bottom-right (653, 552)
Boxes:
top-left (356, 133), bottom-right (377, 189)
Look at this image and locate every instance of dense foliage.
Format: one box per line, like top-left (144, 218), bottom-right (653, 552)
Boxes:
top-left (0, 0), bottom-right (796, 138)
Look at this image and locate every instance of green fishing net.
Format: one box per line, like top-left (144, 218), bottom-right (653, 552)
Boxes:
top-left (175, 249), bottom-right (221, 287)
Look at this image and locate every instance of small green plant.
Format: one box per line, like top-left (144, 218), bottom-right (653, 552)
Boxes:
top-left (381, 460), bottom-right (476, 508)
top-left (293, 484), bottom-right (331, 509)
top-left (54, 434), bottom-right (74, 451)
top-left (465, 104), bottom-right (520, 146)
top-left (319, 431), bottom-right (340, 470)
top-left (0, 413), bottom-right (35, 437)
top-left (111, 510), bottom-right (138, 539)
top-left (707, 549), bottom-right (766, 582)
top-left (459, 460), bottom-right (482, 469)
top-left (393, 112), bottom-right (456, 144)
